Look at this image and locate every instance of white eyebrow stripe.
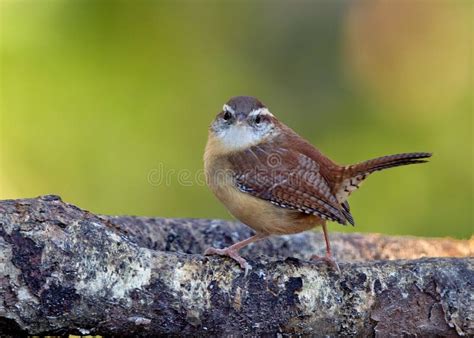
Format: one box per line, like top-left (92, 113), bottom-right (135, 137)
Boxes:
top-left (223, 104), bottom-right (235, 114)
top-left (249, 107), bottom-right (274, 117)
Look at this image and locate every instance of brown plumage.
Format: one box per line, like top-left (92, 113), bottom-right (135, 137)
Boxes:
top-left (204, 96), bottom-right (432, 271)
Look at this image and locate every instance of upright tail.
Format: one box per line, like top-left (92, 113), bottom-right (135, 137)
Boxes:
top-left (335, 152), bottom-right (432, 219)
top-left (344, 152), bottom-right (432, 177)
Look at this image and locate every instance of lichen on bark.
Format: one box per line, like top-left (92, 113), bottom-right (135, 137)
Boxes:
top-left (0, 195), bottom-right (472, 336)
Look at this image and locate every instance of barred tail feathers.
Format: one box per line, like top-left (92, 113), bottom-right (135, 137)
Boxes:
top-left (344, 152), bottom-right (432, 176)
top-left (335, 152), bottom-right (432, 206)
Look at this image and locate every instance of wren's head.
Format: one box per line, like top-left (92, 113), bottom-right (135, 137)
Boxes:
top-left (210, 96), bottom-right (278, 151)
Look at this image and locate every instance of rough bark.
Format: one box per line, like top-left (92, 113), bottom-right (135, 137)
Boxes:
top-left (0, 195), bottom-right (472, 336)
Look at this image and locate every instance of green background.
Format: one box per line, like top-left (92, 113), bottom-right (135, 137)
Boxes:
top-left (1, 0), bottom-right (472, 239)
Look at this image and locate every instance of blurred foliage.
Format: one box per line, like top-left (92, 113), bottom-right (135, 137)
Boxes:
top-left (0, 0), bottom-right (472, 238)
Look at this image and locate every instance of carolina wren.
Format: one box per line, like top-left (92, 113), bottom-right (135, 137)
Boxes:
top-left (204, 96), bottom-right (431, 271)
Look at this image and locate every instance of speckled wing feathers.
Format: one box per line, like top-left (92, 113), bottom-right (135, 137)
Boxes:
top-left (229, 144), bottom-right (350, 225)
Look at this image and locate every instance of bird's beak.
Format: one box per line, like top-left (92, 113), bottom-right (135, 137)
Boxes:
top-left (235, 112), bottom-right (247, 124)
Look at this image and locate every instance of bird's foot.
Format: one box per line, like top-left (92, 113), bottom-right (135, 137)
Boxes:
top-left (310, 253), bottom-right (341, 273)
top-left (204, 247), bottom-right (252, 275)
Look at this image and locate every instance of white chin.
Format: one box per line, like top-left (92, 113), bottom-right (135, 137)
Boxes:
top-left (218, 125), bottom-right (262, 151)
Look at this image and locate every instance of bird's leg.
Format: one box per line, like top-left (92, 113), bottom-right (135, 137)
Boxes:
top-left (311, 222), bottom-right (341, 272)
top-left (205, 233), bottom-right (267, 273)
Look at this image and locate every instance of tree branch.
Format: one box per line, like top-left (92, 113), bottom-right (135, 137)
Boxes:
top-left (0, 195), bottom-right (472, 336)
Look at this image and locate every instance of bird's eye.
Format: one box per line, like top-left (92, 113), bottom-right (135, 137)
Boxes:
top-left (254, 114), bottom-right (261, 124)
top-left (223, 111), bottom-right (232, 121)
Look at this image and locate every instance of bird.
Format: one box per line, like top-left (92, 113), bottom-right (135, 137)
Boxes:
top-left (203, 95), bottom-right (431, 272)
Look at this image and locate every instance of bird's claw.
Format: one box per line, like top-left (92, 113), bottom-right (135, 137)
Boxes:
top-left (311, 254), bottom-right (341, 273)
top-left (205, 246), bottom-right (252, 275)
top-left (204, 247), bottom-right (222, 256)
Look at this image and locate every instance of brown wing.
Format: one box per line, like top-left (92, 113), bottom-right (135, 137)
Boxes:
top-left (228, 143), bottom-right (350, 225)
